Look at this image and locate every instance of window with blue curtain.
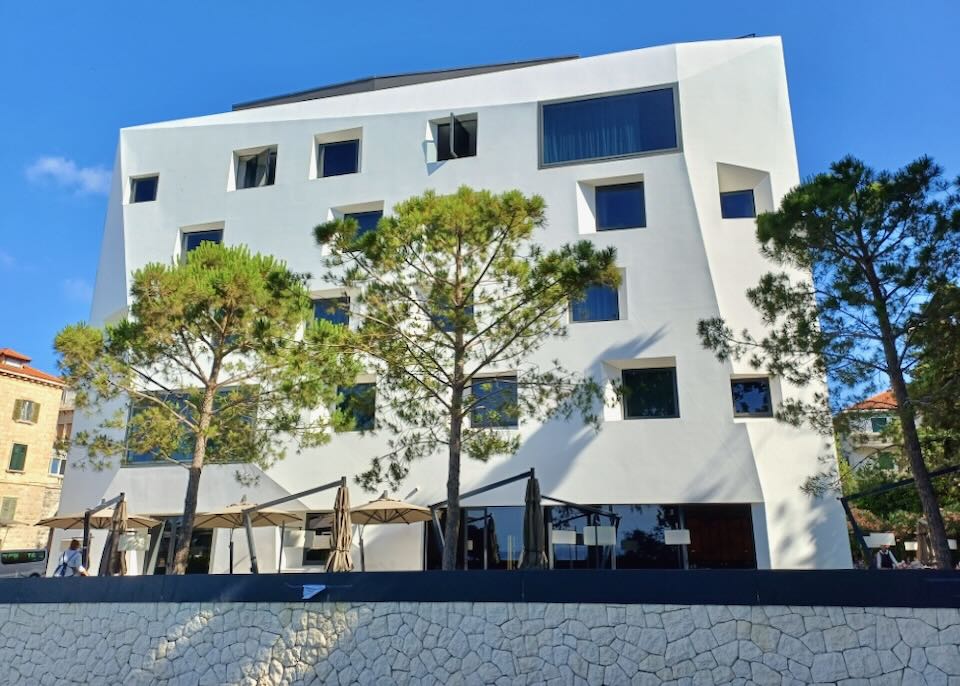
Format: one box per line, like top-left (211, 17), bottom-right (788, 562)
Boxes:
top-left (337, 383), bottom-right (376, 431)
top-left (720, 190), bottom-right (756, 218)
top-left (319, 139), bottom-right (360, 177)
top-left (344, 210), bottom-right (382, 238)
top-left (541, 88), bottom-right (678, 166)
top-left (571, 284), bottom-right (620, 322)
top-left (182, 229), bottom-right (223, 256)
top-left (470, 376), bottom-right (518, 428)
top-left (313, 297), bottom-right (349, 326)
top-left (596, 183), bottom-right (646, 230)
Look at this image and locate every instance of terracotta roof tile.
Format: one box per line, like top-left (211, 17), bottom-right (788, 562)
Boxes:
top-left (0, 347), bottom-right (64, 386)
top-left (848, 390), bottom-right (897, 411)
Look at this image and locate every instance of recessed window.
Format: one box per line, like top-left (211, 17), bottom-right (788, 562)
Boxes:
top-left (596, 183), bottom-right (646, 231)
top-left (182, 229), bottom-right (223, 256)
top-left (337, 383), bottom-right (376, 431)
top-left (541, 88), bottom-right (678, 166)
top-left (302, 513), bottom-right (333, 567)
top-left (319, 139), bottom-right (360, 177)
top-left (313, 297), bottom-right (349, 326)
top-left (49, 455), bottom-right (66, 477)
top-left (436, 114), bottom-right (477, 161)
top-left (8, 444), bottom-right (27, 472)
top-left (870, 416), bottom-right (890, 433)
top-left (130, 175), bottom-right (159, 203)
top-left (12, 399), bottom-right (39, 423)
top-left (622, 368), bottom-right (679, 419)
top-left (236, 147), bottom-right (277, 189)
top-left (731, 378), bottom-right (772, 418)
top-left (0, 497), bottom-right (17, 523)
top-left (720, 190), bottom-right (756, 218)
top-left (571, 284), bottom-right (620, 322)
top-left (470, 376), bottom-right (518, 428)
top-left (344, 210), bottom-right (382, 239)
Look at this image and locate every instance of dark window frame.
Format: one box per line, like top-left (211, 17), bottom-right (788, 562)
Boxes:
top-left (719, 189), bottom-right (757, 219)
top-left (181, 229), bottom-right (224, 258)
top-left (621, 367), bottom-right (680, 420)
top-left (595, 182), bottom-right (647, 231)
top-left (538, 84), bottom-right (682, 168)
top-left (730, 377), bottom-right (774, 418)
top-left (343, 210), bottom-right (383, 239)
top-left (318, 139), bottom-right (361, 178)
top-left (130, 175), bottom-right (159, 203)
top-left (570, 284), bottom-right (620, 323)
top-left (469, 375), bottom-right (519, 429)
top-left (336, 383), bottom-right (377, 432)
top-left (436, 113), bottom-right (478, 161)
top-left (8, 443), bottom-right (27, 472)
top-left (235, 147), bottom-right (278, 190)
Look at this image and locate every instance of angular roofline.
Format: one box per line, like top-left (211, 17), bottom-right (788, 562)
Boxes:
top-left (232, 55), bottom-right (579, 111)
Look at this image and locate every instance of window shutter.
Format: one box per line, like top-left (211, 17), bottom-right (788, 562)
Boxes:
top-left (12, 399), bottom-right (22, 421)
top-left (0, 498), bottom-right (16, 523)
top-left (30, 402), bottom-right (40, 423)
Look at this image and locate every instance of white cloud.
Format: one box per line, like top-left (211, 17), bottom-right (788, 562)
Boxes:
top-left (63, 278), bottom-right (94, 304)
top-left (26, 156), bottom-right (111, 195)
top-left (0, 250), bottom-right (13, 269)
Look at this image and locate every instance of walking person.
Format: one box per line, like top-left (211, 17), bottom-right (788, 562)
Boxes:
top-left (53, 539), bottom-right (88, 577)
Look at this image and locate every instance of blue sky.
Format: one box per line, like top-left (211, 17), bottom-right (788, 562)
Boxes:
top-left (1, 2), bottom-right (957, 374)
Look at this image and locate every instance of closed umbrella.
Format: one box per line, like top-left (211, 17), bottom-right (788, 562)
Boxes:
top-left (326, 479), bottom-right (353, 572)
top-left (518, 475), bottom-right (548, 569)
top-left (99, 500), bottom-right (128, 576)
top-left (917, 517), bottom-right (934, 567)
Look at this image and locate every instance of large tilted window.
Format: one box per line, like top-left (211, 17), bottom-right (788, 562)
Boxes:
top-left (540, 87), bottom-right (679, 166)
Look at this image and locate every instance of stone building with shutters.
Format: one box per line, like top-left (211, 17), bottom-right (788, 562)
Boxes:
top-left (0, 348), bottom-right (66, 550)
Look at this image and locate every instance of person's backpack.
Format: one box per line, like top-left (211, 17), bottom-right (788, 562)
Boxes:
top-left (53, 551), bottom-right (75, 577)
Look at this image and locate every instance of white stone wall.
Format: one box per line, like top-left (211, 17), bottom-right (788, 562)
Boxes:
top-left (2, 601), bottom-right (959, 685)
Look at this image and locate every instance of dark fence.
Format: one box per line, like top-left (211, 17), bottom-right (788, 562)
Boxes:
top-left (2, 570), bottom-right (959, 607)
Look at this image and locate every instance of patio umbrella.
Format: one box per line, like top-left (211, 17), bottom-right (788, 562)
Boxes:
top-left (350, 493), bottom-right (432, 571)
top-left (192, 503), bottom-right (302, 529)
top-left (518, 475), bottom-right (548, 569)
top-left (326, 479), bottom-right (353, 572)
top-left (99, 500), bottom-right (128, 576)
top-left (37, 510), bottom-right (160, 530)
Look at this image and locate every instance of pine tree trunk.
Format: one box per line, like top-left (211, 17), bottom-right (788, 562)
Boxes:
top-left (442, 386), bottom-right (464, 571)
top-left (171, 387), bottom-right (216, 575)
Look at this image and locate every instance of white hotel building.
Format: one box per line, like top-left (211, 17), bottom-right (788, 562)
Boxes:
top-left (57, 37), bottom-right (853, 574)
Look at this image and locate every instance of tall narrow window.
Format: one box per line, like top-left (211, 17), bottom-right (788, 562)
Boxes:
top-left (470, 376), bottom-right (518, 428)
top-left (622, 368), bottom-right (679, 419)
top-left (731, 378), bottom-right (772, 418)
top-left (130, 175), bottom-right (159, 203)
top-left (344, 210), bottom-right (382, 238)
top-left (182, 229), bottom-right (223, 256)
top-left (0, 497), bottom-right (16, 523)
top-left (318, 139), bottom-right (360, 177)
top-left (8, 444), bottom-right (27, 472)
top-left (436, 114), bottom-right (478, 161)
top-left (541, 88), bottom-right (678, 166)
top-left (313, 297), bottom-right (349, 326)
top-left (596, 183), bottom-right (646, 231)
top-left (337, 383), bottom-right (376, 431)
top-left (571, 284), bottom-right (620, 322)
top-left (49, 455), bottom-right (66, 476)
top-left (720, 190), bottom-right (756, 218)
top-left (236, 147), bottom-right (277, 189)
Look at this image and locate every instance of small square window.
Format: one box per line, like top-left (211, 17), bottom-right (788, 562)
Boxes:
top-left (870, 416), bottom-right (890, 433)
top-left (236, 147), bottom-right (277, 189)
top-left (470, 376), bottom-right (518, 428)
top-left (731, 378), bottom-right (773, 418)
top-left (130, 176), bottom-right (159, 203)
top-left (8, 444), bottom-right (27, 472)
top-left (337, 383), bottom-right (376, 431)
top-left (436, 114), bottom-right (477, 161)
top-left (182, 229), bottom-right (223, 256)
top-left (313, 297), bottom-right (349, 326)
top-left (571, 284), bottom-right (620, 322)
top-left (319, 140), bottom-right (360, 177)
top-left (596, 183), bottom-right (646, 231)
top-left (344, 210), bottom-right (382, 239)
top-left (622, 368), bottom-right (679, 419)
top-left (720, 190), bottom-right (756, 218)
top-left (12, 399), bottom-right (39, 423)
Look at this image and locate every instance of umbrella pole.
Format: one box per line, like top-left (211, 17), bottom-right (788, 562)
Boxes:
top-left (277, 522), bottom-right (285, 574)
top-left (244, 511), bottom-right (259, 574)
top-left (82, 511), bottom-right (92, 569)
top-left (359, 525), bottom-right (365, 572)
top-left (229, 529), bottom-right (234, 575)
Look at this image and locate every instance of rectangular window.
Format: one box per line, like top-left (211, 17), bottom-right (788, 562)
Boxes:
top-left (12, 399), bottom-right (40, 423)
top-left (8, 444), bottom-right (27, 472)
top-left (436, 114), bottom-right (478, 161)
top-left (182, 229), bottom-right (223, 256)
top-left (0, 497), bottom-right (16, 523)
top-left (596, 182), bottom-right (646, 230)
top-left (541, 87), bottom-right (678, 166)
top-left (622, 368), bottom-right (679, 419)
top-left (731, 378), bottom-right (773, 418)
top-left (236, 148), bottom-right (277, 189)
top-left (337, 383), bottom-right (376, 431)
top-left (313, 297), bottom-right (349, 326)
top-left (720, 190), bottom-right (756, 218)
top-left (870, 416), bottom-right (889, 433)
top-left (344, 210), bottom-right (382, 239)
top-left (302, 513), bottom-right (333, 567)
top-left (470, 376), bottom-right (518, 428)
top-left (130, 175), bottom-right (159, 203)
top-left (49, 455), bottom-right (66, 477)
top-left (318, 139), bottom-right (360, 177)
top-left (571, 284), bottom-right (620, 322)
top-left (876, 451), bottom-right (896, 469)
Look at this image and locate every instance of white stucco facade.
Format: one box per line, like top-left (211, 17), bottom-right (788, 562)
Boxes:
top-left (58, 36), bottom-right (852, 573)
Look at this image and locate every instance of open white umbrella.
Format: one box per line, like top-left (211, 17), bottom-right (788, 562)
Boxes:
top-left (193, 503), bottom-right (302, 529)
top-left (350, 493), bottom-right (433, 570)
top-left (37, 510), bottom-right (160, 530)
